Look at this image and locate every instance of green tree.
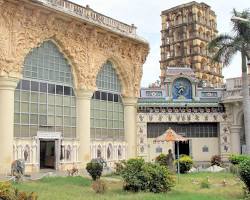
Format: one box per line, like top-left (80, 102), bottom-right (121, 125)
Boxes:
top-left (208, 9), bottom-right (250, 154)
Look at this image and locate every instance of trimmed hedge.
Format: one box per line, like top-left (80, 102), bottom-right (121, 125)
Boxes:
top-left (229, 154), bottom-right (250, 165)
top-left (86, 161), bottom-right (103, 181)
top-left (176, 155), bottom-right (193, 174)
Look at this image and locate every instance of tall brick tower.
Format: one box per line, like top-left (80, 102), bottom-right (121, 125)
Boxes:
top-left (160, 2), bottom-right (223, 87)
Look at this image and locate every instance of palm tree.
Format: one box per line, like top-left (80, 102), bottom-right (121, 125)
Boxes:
top-left (208, 9), bottom-right (250, 154)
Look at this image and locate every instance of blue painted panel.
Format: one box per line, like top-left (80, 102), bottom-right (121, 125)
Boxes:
top-left (172, 78), bottom-right (192, 100)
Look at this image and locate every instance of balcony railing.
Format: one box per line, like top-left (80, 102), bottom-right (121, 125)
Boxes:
top-left (33, 0), bottom-right (137, 37)
top-left (222, 89), bottom-right (243, 100)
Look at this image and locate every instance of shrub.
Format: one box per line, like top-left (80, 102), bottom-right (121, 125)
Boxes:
top-left (86, 160), bottom-right (103, 181)
top-left (155, 154), bottom-right (168, 167)
top-left (200, 178), bottom-right (211, 189)
top-left (120, 158), bottom-right (145, 192)
top-left (114, 160), bottom-right (126, 175)
top-left (142, 163), bottom-right (175, 193)
top-left (229, 154), bottom-right (250, 165)
top-left (0, 182), bottom-right (37, 200)
top-left (91, 180), bottom-right (107, 194)
top-left (120, 158), bottom-right (175, 193)
top-left (211, 155), bottom-right (222, 166)
top-left (239, 158), bottom-right (250, 192)
top-left (176, 155), bottom-right (193, 174)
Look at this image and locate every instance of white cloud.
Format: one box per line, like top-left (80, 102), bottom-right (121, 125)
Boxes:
top-left (72, 0), bottom-right (249, 87)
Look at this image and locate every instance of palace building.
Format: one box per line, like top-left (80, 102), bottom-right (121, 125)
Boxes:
top-left (0, 0), bottom-right (247, 174)
top-left (137, 2), bottom-right (247, 164)
top-left (0, 0), bottom-right (149, 173)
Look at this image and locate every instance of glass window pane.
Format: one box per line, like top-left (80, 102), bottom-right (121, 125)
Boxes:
top-left (21, 91), bottom-right (30, 102)
top-left (40, 93), bottom-right (47, 103)
top-left (21, 80), bottom-right (30, 90)
top-left (56, 116), bottom-right (63, 126)
top-left (31, 103), bottom-right (38, 113)
top-left (39, 104), bottom-right (47, 113)
top-left (31, 81), bottom-right (39, 91)
top-left (14, 113), bottom-right (20, 123)
top-left (64, 96), bottom-right (70, 106)
top-left (48, 115), bottom-right (55, 126)
top-left (48, 105), bottom-right (55, 115)
top-left (21, 114), bottom-right (29, 124)
top-left (48, 94), bottom-right (55, 105)
top-left (48, 84), bottom-right (55, 94)
top-left (64, 117), bottom-right (71, 126)
top-left (56, 96), bottom-right (63, 105)
top-left (30, 114), bottom-right (38, 124)
top-left (21, 102), bottom-right (29, 112)
top-left (31, 92), bottom-right (38, 102)
top-left (30, 125), bottom-right (37, 137)
top-left (64, 107), bottom-right (70, 116)
top-left (56, 106), bottom-right (63, 116)
top-left (15, 90), bottom-right (20, 100)
top-left (56, 85), bottom-right (63, 95)
top-left (39, 115), bottom-right (47, 125)
top-left (14, 102), bottom-right (20, 112)
top-left (40, 82), bottom-right (47, 93)
top-left (64, 86), bottom-right (71, 95)
top-left (20, 125), bottom-right (29, 137)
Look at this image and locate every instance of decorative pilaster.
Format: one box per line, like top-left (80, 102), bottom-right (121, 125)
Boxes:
top-left (123, 97), bottom-right (138, 158)
top-left (76, 89), bottom-right (94, 167)
top-left (0, 76), bottom-right (19, 174)
top-left (230, 125), bottom-right (241, 154)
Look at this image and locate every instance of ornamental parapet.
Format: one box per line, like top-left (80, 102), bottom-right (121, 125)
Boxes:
top-left (33, 0), bottom-right (145, 42)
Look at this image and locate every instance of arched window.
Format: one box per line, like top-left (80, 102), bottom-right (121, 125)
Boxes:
top-left (118, 145), bottom-right (122, 159)
top-left (97, 145), bottom-right (102, 158)
top-left (107, 144), bottom-right (112, 160)
top-left (91, 61), bottom-right (124, 141)
top-left (24, 145), bottom-right (30, 162)
top-left (66, 145), bottom-right (71, 161)
top-left (14, 41), bottom-right (76, 138)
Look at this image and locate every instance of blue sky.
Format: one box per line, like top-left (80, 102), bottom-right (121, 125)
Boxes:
top-left (72, 0), bottom-right (249, 87)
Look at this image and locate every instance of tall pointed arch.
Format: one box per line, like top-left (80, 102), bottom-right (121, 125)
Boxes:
top-left (14, 40), bottom-right (77, 138)
top-left (91, 61), bottom-right (124, 145)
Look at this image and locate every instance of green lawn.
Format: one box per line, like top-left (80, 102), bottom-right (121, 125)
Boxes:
top-left (13, 172), bottom-right (245, 200)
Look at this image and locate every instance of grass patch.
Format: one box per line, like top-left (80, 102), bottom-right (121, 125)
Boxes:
top-left (13, 172), bottom-right (244, 200)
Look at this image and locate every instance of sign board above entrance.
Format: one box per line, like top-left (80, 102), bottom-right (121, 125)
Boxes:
top-left (37, 131), bottom-right (62, 139)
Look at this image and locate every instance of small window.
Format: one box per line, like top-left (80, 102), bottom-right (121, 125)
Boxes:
top-left (156, 146), bottom-right (162, 153)
top-left (95, 91), bottom-right (100, 100)
top-left (56, 85), bottom-right (63, 95)
top-left (101, 92), bottom-right (107, 101)
top-left (108, 93), bottom-right (113, 101)
top-left (202, 145), bottom-right (209, 152)
top-left (48, 84), bottom-right (55, 94)
top-left (114, 94), bottom-right (118, 102)
top-left (64, 86), bottom-right (71, 96)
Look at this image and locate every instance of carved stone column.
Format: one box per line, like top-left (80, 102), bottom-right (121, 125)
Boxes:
top-left (0, 76), bottom-right (19, 174)
top-left (230, 125), bottom-right (242, 154)
top-left (76, 89), bottom-right (94, 167)
top-left (123, 97), bottom-right (138, 158)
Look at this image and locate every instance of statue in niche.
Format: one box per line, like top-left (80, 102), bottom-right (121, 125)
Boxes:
top-left (166, 149), bottom-right (174, 171)
top-left (172, 78), bottom-right (192, 100)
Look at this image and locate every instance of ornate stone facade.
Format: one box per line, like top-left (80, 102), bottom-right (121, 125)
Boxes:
top-left (0, 0), bottom-right (149, 97)
top-left (0, 0), bottom-right (149, 174)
